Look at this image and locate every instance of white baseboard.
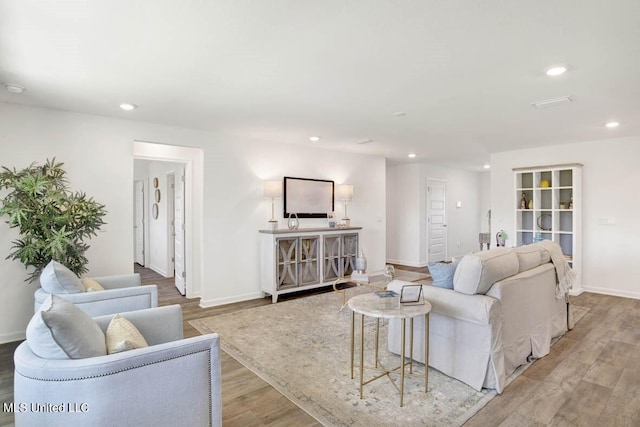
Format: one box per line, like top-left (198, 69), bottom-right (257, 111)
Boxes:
top-left (1, 330), bottom-right (25, 344)
top-left (199, 292), bottom-right (264, 308)
top-left (582, 286), bottom-right (640, 300)
top-left (149, 265), bottom-right (168, 278)
top-left (386, 259), bottom-right (428, 268)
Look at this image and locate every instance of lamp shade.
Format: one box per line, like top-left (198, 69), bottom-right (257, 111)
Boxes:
top-left (263, 180), bottom-right (282, 199)
top-left (335, 184), bottom-right (353, 201)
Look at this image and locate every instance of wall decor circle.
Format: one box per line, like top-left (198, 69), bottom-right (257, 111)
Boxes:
top-left (153, 177), bottom-right (159, 188)
top-left (155, 189), bottom-right (161, 203)
top-left (152, 203), bottom-right (159, 219)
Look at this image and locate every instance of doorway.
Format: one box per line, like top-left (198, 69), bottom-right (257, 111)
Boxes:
top-left (427, 179), bottom-right (447, 262)
top-left (133, 141), bottom-right (204, 299)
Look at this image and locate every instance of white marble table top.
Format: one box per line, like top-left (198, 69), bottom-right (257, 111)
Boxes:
top-left (347, 293), bottom-right (431, 319)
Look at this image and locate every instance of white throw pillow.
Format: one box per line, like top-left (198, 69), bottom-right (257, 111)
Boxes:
top-left (26, 294), bottom-right (107, 359)
top-left (82, 277), bottom-right (105, 292)
top-left (40, 260), bottom-right (84, 294)
top-left (106, 314), bottom-right (149, 354)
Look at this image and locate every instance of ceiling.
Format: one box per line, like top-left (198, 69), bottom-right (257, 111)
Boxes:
top-left (1, 1), bottom-right (639, 170)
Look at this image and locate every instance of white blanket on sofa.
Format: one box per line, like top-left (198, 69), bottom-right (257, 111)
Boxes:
top-left (537, 240), bottom-right (575, 298)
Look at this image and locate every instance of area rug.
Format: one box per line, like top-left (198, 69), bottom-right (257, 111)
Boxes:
top-left (190, 288), bottom-right (589, 427)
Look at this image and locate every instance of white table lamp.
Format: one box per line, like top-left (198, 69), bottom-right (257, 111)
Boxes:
top-left (263, 180), bottom-right (282, 229)
top-left (335, 184), bottom-right (353, 226)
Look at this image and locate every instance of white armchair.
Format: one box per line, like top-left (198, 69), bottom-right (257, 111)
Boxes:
top-left (14, 304), bottom-right (222, 427)
top-left (33, 261), bottom-right (157, 316)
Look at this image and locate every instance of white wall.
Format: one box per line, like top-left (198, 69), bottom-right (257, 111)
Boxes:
top-left (0, 103), bottom-right (386, 342)
top-left (491, 136), bottom-right (640, 299)
top-left (386, 163), bottom-right (421, 266)
top-left (386, 162), bottom-right (487, 266)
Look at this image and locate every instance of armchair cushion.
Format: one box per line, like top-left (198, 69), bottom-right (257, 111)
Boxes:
top-left (26, 295), bottom-right (107, 359)
top-left (82, 277), bottom-right (105, 292)
top-left (40, 260), bottom-right (84, 294)
top-left (106, 314), bottom-right (149, 354)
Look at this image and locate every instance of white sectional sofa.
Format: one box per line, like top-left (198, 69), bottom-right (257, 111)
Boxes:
top-left (387, 243), bottom-right (570, 393)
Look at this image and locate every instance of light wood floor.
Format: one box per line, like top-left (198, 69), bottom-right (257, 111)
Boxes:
top-left (2, 266), bottom-right (639, 426)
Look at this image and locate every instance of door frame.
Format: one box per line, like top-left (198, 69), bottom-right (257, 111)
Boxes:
top-left (133, 141), bottom-right (203, 299)
top-left (133, 179), bottom-right (146, 266)
top-left (426, 178), bottom-right (448, 263)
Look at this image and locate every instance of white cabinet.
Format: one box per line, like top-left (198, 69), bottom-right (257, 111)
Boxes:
top-left (513, 164), bottom-right (582, 294)
top-left (259, 227), bottom-right (361, 302)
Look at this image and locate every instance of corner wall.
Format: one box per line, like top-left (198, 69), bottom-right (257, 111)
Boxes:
top-left (386, 162), bottom-right (487, 266)
top-left (490, 136), bottom-right (640, 299)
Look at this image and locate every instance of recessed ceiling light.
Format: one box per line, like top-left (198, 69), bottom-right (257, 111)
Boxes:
top-left (119, 103), bottom-right (137, 111)
top-left (309, 136), bottom-right (320, 142)
top-left (483, 164), bottom-right (491, 169)
top-left (394, 112), bottom-right (407, 117)
top-left (605, 121), bottom-right (620, 128)
top-left (408, 153), bottom-right (417, 158)
top-left (4, 83), bottom-right (25, 94)
top-left (546, 66), bottom-right (567, 76)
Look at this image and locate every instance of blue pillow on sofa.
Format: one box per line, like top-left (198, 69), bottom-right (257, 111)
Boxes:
top-left (428, 259), bottom-right (460, 289)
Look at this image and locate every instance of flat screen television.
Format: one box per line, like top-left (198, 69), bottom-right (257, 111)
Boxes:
top-left (283, 176), bottom-right (334, 218)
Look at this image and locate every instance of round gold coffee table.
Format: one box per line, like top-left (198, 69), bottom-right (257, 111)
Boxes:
top-left (347, 292), bottom-right (431, 407)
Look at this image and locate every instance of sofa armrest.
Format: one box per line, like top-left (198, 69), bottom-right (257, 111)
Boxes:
top-left (387, 279), bottom-right (500, 325)
top-left (91, 273), bottom-right (141, 289)
top-left (34, 285), bottom-right (158, 316)
top-left (94, 305), bottom-right (184, 345)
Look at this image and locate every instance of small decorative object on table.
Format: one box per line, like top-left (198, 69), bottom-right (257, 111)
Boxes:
top-left (287, 213), bottom-right (299, 230)
top-left (400, 284), bottom-right (424, 305)
top-left (374, 290), bottom-right (400, 310)
top-left (528, 199), bottom-right (533, 209)
top-left (496, 230), bottom-right (508, 247)
top-left (383, 264), bottom-right (395, 286)
top-left (351, 248), bottom-right (369, 283)
top-left (327, 211), bottom-right (336, 228)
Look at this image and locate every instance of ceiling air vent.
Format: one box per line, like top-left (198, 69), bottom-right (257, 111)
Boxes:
top-left (531, 96), bottom-right (573, 109)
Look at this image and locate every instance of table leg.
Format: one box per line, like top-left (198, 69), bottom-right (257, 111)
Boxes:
top-left (375, 318), bottom-right (380, 368)
top-left (425, 313), bottom-right (430, 393)
top-left (409, 317), bottom-right (414, 374)
top-left (359, 313), bottom-right (364, 400)
top-left (350, 310), bottom-right (355, 379)
top-left (400, 318), bottom-right (406, 407)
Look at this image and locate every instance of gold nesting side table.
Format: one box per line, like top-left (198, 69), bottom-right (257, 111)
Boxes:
top-left (347, 293), bottom-right (431, 407)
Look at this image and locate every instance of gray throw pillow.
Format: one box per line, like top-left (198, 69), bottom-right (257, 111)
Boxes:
top-left (428, 259), bottom-right (460, 289)
top-left (26, 294), bottom-right (107, 359)
top-left (39, 260), bottom-right (85, 294)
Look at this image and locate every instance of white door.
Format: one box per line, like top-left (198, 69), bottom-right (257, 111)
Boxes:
top-left (167, 173), bottom-right (176, 277)
top-left (174, 170), bottom-right (186, 295)
top-left (427, 179), bottom-right (447, 262)
top-left (134, 181), bottom-right (145, 265)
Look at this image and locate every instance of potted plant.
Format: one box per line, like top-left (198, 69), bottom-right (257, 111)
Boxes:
top-left (0, 159), bottom-right (107, 283)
